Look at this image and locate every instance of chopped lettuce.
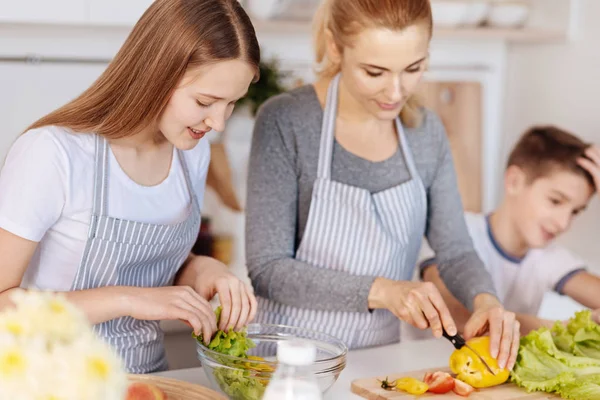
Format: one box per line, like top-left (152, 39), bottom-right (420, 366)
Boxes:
top-left (511, 330), bottom-right (578, 392)
top-left (193, 307), bottom-right (267, 400)
top-left (194, 306), bottom-right (256, 357)
top-left (557, 374), bottom-right (600, 400)
top-left (511, 311), bottom-right (600, 399)
top-left (532, 329), bottom-right (600, 368)
top-left (573, 328), bottom-right (600, 359)
top-left (552, 321), bottom-right (575, 353)
top-left (203, 325), bottom-right (256, 358)
top-left (566, 310), bottom-right (597, 336)
top-left (552, 310), bottom-right (600, 360)
top-left (212, 368), bottom-right (266, 400)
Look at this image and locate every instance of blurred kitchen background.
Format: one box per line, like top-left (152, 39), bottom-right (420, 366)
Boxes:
top-left (1, 0), bottom-right (599, 367)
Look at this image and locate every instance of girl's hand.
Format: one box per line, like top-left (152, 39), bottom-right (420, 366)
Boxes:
top-left (126, 286), bottom-right (217, 343)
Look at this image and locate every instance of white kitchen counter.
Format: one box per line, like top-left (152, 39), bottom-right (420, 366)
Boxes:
top-left (155, 338), bottom-right (453, 399)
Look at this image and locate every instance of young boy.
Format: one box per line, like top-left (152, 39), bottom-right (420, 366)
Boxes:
top-left (419, 126), bottom-right (600, 335)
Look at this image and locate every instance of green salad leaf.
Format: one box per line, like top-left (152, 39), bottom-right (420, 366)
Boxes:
top-left (552, 310), bottom-right (600, 360)
top-left (194, 306), bottom-right (256, 357)
top-left (511, 329), bottom-right (577, 392)
top-left (557, 374), bottom-right (600, 400)
top-left (573, 328), bottom-right (600, 360)
top-left (552, 321), bottom-right (575, 353)
top-left (212, 367), bottom-right (267, 400)
top-left (511, 310), bottom-right (600, 399)
top-left (193, 307), bottom-right (268, 400)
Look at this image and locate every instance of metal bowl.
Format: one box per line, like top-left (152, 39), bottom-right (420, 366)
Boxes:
top-left (196, 323), bottom-right (347, 400)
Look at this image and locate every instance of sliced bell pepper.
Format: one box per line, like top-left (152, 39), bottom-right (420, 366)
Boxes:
top-left (449, 336), bottom-right (510, 388)
top-left (395, 377), bottom-right (429, 395)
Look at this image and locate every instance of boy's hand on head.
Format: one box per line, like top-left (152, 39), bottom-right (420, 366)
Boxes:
top-left (578, 145), bottom-right (600, 194)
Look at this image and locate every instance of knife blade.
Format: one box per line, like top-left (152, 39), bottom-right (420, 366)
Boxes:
top-left (442, 328), bottom-right (496, 376)
top-left (464, 342), bottom-right (496, 376)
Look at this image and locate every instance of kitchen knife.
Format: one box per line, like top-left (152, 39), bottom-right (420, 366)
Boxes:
top-left (442, 328), bottom-right (496, 376)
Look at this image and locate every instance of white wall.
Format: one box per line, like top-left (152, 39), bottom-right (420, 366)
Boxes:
top-left (0, 62), bottom-right (108, 163)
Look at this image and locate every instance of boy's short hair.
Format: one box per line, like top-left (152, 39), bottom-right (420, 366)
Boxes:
top-left (507, 126), bottom-right (595, 190)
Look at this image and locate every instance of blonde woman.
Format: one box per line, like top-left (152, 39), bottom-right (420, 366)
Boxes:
top-left (246, 0), bottom-right (520, 370)
top-left (0, 0), bottom-right (258, 373)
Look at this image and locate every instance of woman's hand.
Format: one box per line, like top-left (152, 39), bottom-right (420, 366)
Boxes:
top-left (368, 278), bottom-right (458, 338)
top-left (125, 286), bottom-right (217, 343)
top-left (463, 293), bottom-right (520, 370)
top-left (186, 256), bottom-right (257, 332)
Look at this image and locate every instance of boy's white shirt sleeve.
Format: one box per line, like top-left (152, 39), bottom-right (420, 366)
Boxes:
top-left (540, 245), bottom-right (587, 294)
top-left (0, 130), bottom-right (67, 242)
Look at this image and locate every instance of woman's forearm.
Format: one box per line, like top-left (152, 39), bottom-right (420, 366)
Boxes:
top-left (0, 286), bottom-right (134, 325)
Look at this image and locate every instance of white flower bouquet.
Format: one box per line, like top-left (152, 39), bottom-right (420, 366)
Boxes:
top-left (0, 290), bottom-right (128, 400)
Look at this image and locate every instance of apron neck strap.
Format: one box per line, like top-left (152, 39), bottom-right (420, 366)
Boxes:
top-left (92, 134), bottom-right (109, 217)
top-left (317, 74), bottom-right (341, 179)
top-left (395, 118), bottom-right (419, 180)
top-left (177, 149), bottom-right (199, 209)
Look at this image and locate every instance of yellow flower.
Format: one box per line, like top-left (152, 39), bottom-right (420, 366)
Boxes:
top-left (0, 291), bottom-right (128, 400)
top-left (0, 310), bottom-right (31, 338)
top-left (7, 291), bottom-right (89, 343)
top-left (49, 298), bottom-right (66, 313)
top-left (0, 346), bottom-right (26, 377)
top-left (6, 321), bottom-right (23, 336)
top-left (80, 344), bottom-right (123, 384)
top-left (87, 355), bottom-right (111, 381)
top-left (69, 339), bottom-right (128, 399)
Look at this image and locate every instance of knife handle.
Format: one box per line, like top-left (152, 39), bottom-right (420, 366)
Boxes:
top-left (442, 328), bottom-right (466, 350)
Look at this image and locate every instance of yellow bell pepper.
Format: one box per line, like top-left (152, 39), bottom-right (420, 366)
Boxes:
top-left (449, 336), bottom-right (510, 388)
top-left (244, 356), bottom-right (275, 386)
top-left (395, 377), bottom-right (429, 395)
top-left (245, 355), bottom-right (275, 372)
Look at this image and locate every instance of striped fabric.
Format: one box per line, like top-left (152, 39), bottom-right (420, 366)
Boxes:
top-left (71, 135), bottom-right (201, 373)
top-left (256, 74), bottom-right (428, 349)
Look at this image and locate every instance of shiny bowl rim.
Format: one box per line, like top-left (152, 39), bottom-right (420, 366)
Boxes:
top-left (198, 357), bottom-right (347, 378)
top-left (195, 322), bottom-right (348, 367)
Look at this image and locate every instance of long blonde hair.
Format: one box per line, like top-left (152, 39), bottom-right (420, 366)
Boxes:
top-left (27, 0), bottom-right (260, 138)
top-left (313, 0), bottom-right (432, 128)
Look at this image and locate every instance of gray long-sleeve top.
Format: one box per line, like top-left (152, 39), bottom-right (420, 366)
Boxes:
top-left (245, 85), bottom-right (497, 313)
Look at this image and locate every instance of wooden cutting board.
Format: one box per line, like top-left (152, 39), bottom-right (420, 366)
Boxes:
top-left (127, 374), bottom-right (227, 400)
top-left (351, 367), bottom-right (560, 399)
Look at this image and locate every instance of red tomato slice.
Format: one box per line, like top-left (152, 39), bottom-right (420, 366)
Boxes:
top-left (453, 378), bottom-right (475, 397)
top-left (423, 371), bottom-right (455, 394)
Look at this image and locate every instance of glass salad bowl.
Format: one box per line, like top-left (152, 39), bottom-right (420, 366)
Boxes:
top-left (196, 323), bottom-right (347, 400)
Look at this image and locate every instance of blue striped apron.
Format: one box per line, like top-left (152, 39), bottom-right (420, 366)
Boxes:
top-left (71, 135), bottom-right (201, 373)
top-left (256, 74), bottom-right (428, 349)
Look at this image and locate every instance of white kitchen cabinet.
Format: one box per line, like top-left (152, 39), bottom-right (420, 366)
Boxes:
top-left (0, 61), bottom-right (108, 162)
top-left (88, 0), bottom-right (154, 26)
top-left (0, 0), bottom-right (86, 24)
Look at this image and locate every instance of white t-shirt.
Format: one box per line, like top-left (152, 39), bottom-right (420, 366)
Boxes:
top-left (419, 212), bottom-right (587, 316)
top-left (0, 126), bottom-right (210, 292)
